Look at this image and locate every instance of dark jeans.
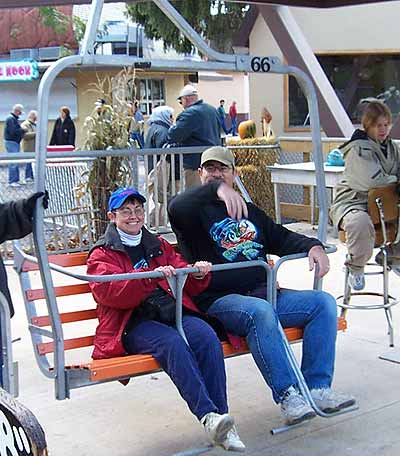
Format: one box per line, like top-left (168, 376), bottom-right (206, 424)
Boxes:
top-left (123, 315), bottom-right (228, 420)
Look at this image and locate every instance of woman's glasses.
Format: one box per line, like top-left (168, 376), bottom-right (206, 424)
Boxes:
top-left (115, 207), bottom-right (145, 218)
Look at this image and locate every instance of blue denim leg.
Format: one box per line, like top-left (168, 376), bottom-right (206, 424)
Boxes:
top-left (208, 294), bottom-right (298, 403)
top-left (124, 316), bottom-right (226, 420)
top-left (4, 140), bottom-right (20, 184)
top-left (276, 288), bottom-right (338, 390)
top-left (231, 118), bottom-right (238, 136)
top-left (25, 163), bottom-right (34, 180)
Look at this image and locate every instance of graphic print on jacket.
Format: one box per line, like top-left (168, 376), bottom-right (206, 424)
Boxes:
top-left (209, 217), bottom-right (264, 261)
top-left (133, 258), bottom-right (149, 270)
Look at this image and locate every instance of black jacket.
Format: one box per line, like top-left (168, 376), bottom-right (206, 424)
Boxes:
top-left (168, 182), bottom-right (322, 310)
top-left (168, 100), bottom-right (221, 170)
top-left (4, 113), bottom-right (24, 143)
top-left (0, 200), bottom-right (34, 317)
top-left (49, 116), bottom-right (76, 147)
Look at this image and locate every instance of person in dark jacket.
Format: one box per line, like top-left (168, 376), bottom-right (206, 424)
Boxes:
top-left (145, 106), bottom-right (179, 225)
top-left (217, 99), bottom-right (229, 135)
top-left (168, 85), bottom-right (221, 188)
top-left (86, 187), bottom-right (245, 452)
top-left (0, 192), bottom-right (48, 387)
top-left (3, 104), bottom-right (25, 187)
top-left (49, 106), bottom-right (76, 147)
top-left (168, 146), bottom-right (356, 426)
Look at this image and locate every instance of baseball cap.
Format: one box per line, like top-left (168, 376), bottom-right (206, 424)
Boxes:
top-left (108, 187), bottom-right (146, 211)
top-left (201, 146), bottom-right (235, 168)
top-left (177, 84), bottom-right (198, 100)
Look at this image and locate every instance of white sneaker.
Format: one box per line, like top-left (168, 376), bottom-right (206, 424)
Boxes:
top-left (9, 182), bottom-right (21, 188)
top-left (221, 425), bottom-right (246, 452)
top-left (25, 177), bottom-right (34, 183)
top-left (310, 388), bottom-right (356, 413)
top-left (201, 412), bottom-right (234, 445)
top-left (280, 386), bottom-right (316, 425)
top-left (348, 271), bottom-right (365, 291)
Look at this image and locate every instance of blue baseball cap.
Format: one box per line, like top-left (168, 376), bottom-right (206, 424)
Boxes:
top-left (108, 187), bottom-right (146, 211)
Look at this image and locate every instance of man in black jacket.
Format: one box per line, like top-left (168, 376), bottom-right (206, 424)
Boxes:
top-left (168, 85), bottom-right (221, 188)
top-left (0, 192), bottom-right (48, 387)
top-left (3, 104), bottom-right (25, 187)
top-left (168, 146), bottom-right (355, 426)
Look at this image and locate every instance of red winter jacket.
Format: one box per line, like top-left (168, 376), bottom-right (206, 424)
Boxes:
top-left (87, 224), bottom-right (210, 359)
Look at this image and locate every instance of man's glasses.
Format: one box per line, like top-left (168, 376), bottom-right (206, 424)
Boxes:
top-left (202, 164), bottom-right (232, 174)
top-left (115, 207), bottom-right (145, 218)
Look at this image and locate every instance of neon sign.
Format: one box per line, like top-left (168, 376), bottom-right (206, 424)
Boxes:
top-left (0, 59), bottom-right (39, 83)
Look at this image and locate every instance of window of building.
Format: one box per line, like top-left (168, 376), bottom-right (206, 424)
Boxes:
top-left (286, 53), bottom-right (400, 130)
top-left (135, 78), bottom-right (165, 115)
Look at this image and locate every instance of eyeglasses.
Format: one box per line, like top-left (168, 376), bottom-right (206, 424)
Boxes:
top-left (202, 164), bottom-right (232, 174)
top-left (115, 207), bottom-right (145, 218)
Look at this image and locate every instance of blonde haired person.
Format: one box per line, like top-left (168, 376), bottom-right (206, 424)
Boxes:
top-left (330, 101), bottom-right (400, 290)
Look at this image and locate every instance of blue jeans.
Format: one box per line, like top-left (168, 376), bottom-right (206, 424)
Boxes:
top-left (5, 140), bottom-right (20, 184)
top-left (123, 316), bottom-right (228, 420)
top-left (219, 117), bottom-right (230, 135)
top-left (231, 118), bottom-right (238, 136)
top-left (207, 289), bottom-right (337, 403)
top-left (4, 140), bottom-right (33, 183)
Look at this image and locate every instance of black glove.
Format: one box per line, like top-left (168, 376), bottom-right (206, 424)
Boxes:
top-left (24, 191), bottom-right (49, 217)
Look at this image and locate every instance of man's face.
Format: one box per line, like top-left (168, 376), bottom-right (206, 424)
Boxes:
top-left (107, 199), bottom-right (145, 235)
top-left (179, 94), bottom-right (197, 109)
top-left (14, 108), bottom-right (22, 117)
top-left (199, 160), bottom-right (235, 187)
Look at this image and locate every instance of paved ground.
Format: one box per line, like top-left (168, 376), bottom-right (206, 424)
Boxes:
top-left (6, 224), bottom-right (400, 456)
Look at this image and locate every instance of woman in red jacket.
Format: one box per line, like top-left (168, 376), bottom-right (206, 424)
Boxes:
top-left (87, 187), bottom-right (245, 452)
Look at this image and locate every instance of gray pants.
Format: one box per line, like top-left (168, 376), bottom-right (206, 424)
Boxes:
top-left (342, 209), bottom-right (400, 272)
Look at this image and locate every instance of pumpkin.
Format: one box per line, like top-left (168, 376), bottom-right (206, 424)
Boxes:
top-left (238, 120), bottom-right (257, 139)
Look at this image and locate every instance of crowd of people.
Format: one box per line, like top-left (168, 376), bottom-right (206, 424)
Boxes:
top-left (2, 104), bottom-right (76, 187)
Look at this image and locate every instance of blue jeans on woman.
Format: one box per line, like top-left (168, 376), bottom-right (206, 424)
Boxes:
top-left (207, 289), bottom-right (337, 403)
top-left (123, 315), bottom-right (228, 420)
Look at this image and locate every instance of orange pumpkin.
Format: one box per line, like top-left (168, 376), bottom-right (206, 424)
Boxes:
top-left (238, 120), bottom-right (256, 139)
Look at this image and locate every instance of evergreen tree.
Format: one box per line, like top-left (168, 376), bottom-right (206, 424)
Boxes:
top-left (126, 1), bottom-right (249, 54)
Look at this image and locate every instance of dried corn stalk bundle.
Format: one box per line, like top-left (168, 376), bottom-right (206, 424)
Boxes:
top-left (81, 68), bottom-right (138, 237)
top-left (227, 137), bottom-right (280, 220)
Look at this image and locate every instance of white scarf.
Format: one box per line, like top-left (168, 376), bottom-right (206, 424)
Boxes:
top-left (117, 227), bottom-right (142, 246)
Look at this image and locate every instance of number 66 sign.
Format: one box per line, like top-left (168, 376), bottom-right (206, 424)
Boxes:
top-left (0, 389), bottom-right (47, 456)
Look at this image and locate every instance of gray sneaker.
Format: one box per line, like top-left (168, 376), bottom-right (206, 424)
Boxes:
top-left (221, 425), bottom-right (246, 452)
top-left (348, 271), bottom-right (365, 291)
top-left (310, 388), bottom-right (356, 413)
top-left (201, 412), bottom-right (235, 445)
top-left (280, 386), bottom-right (316, 425)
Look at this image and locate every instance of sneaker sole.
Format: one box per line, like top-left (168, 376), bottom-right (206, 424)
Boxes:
top-left (285, 410), bottom-right (316, 426)
top-left (320, 398), bottom-right (356, 414)
top-left (213, 415), bottom-right (235, 445)
top-left (221, 441), bottom-right (246, 453)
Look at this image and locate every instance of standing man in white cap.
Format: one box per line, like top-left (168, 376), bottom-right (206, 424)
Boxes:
top-left (168, 84), bottom-right (221, 188)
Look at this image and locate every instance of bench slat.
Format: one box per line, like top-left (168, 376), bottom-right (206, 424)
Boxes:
top-left (32, 309), bottom-right (97, 327)
top-left (26, 283), bottom-right (91, 301)
top-left (22, 252), bottom-right (88, 272)
top-left (37, 336), bottom-right (94, 355)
